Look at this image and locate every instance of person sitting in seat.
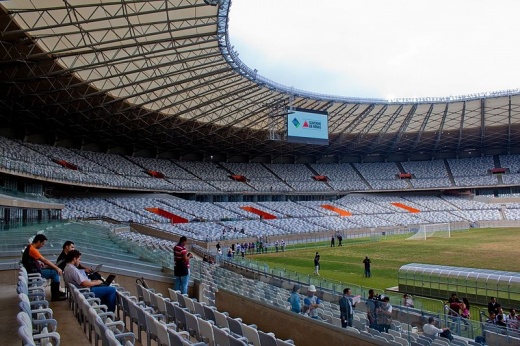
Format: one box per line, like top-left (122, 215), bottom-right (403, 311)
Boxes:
top-left (63, 249), bottom-right (117, 312)
top-left (22, 234), bottom-right (66, 301)
top-left (56, 240), bottom-right (99, 279)
top-left (423, 316), bottom-right (453, 341)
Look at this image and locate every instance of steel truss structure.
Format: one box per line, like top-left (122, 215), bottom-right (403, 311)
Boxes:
top-left (1, 0), bottom-right (520, 160)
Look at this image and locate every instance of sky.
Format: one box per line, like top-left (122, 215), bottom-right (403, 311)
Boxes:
top-left (228, 0), bottom-right (520, 100)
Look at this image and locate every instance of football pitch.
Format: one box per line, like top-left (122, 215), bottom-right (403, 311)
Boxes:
top-left (249, 228), bottom-right (520, 291)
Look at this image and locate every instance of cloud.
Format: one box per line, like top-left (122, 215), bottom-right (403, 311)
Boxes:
top-left (228, 0), bottom-right (520, 98)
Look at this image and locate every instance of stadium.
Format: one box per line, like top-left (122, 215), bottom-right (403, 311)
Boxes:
top-left (2, 1), bottom-right (520, 345)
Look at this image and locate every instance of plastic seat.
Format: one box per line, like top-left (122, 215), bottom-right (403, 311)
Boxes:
top-left (432, 339), bottom-right (450, 346)
top-left (18, 324), bottom-right (60, 346)
top-left (183, 296), bottom-right (197, 314)
top-left (203, 305), bottom-right (217, 324)
top-left (173, 304), bottom-right (188, 331)
top-left (105, 328), bottom-right (136, 346)
top-left (144, 310), bottom-right (164, 346)
top-left (214, 310), bottom-right (230, 329)
top-left (389, 329), bottom-right (401, 338)
top-left (229, 334), bottom-right (248, 346)
top-left (415, 337), bottom-right (431, 346)
top-left (450, 339), bottom-right (469, 346)
top-left (94, 313), bottom-right (132, 346)
top-left (155, 294), bottom-right (170, 317)
top-left (167, 328), bottom-right (206, 346)
top-left (276, 339), bottom-right (295, 346)
top-left (165, 300), bottom-right (180, 326)
top-left (258, 330), bottom-right (278, 346)
top-left (184, 311), bottom-right (202, 340)
top-left (197, 317), bottom-right (216, 346)
top-left (381, 332), bottom-right (395, 342)
top-left (393, 336), bottom-right (410, 346)
top-left (226, 316), bottom-right (244, 337)
top-left (168, 288), bottom-right (180, 303)
top-left (192, 300), bottom-right (207, 320)
top-left (154, 318), bottom-right (178, 346)
top-left (242, 323), bottom-right (261, 346)
top-left (18, 293), bottom-right (53, 322)
top-left (346, 326), bottom-right (360, 334)
top-left (17, 311), bottom-right (57, 336)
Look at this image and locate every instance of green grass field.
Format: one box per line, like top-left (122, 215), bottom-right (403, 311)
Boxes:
top-left (249, 228), bottom-right (520, 291)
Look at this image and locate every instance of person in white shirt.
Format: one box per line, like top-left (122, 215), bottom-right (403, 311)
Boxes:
top-left (423, 316), bottom-right (453, 341)
top-left (64, 249), bottom-right (117, 312)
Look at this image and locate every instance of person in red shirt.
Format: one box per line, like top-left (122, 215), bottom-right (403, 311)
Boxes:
top-left (173, 236), bottom-right (192, 294)
top-left (22, 234), bottom-right (66, 301)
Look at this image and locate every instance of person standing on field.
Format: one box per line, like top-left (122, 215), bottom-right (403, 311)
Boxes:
top-left (313, 252), bottom-right (320, 276)
top-left (363, 256), bottom-right (371, 277)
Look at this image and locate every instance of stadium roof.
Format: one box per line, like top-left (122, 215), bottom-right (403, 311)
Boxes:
top-left (1, 0), bottom-right (520, 160)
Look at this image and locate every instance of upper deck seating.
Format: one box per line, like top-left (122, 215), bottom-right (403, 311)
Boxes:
top-left (401, 160), bottom-right (452, 188)
top-left (353, 162), bottom-right (404, 190)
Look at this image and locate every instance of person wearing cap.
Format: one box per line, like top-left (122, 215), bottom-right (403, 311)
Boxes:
top-left (303, 285), bottom-right (321, 319)
top-left (287, 285), bottom-right (301, 313)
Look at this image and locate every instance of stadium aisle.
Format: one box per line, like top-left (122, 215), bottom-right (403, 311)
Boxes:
top-left (2, 283), bottom-right (91, 346)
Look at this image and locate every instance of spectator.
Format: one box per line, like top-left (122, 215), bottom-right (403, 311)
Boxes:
top-left (339, 287), bottom-right (354, 328)
top-left (497, 307), bottom-right (507, 323)
top-left (461, 297), bottom-right (471, 319)
top-left (313, 252), bottom-right (320, 276)
top-left (507, 310), bottom-right (519, 330)
top-left (448, 293), bottom-right (462, 316)
top-left (216, 241), bottom-right (221, 253)
top-left (287, 285), bottom-right (301, 314)
top-left (21, 234), bottom-right (66, 301)
top-left (63, 249), bottom-right (117, 312)
top-left (403, 294), bottom-right (414, 308)
top-left (303, 285), bottom-right (321, 319)
top-left (174, 236), bottom-right (192, 295)
top-left (496, 314), bottom-right (507, 328)
top-left (56, 240), bottom-right (96, 278)
top-left (366, 289), bottom-right (378, 330)
top-left (486, 312), bottom-right (497, 324)
top-left (377, 296), bottom-right (392, 333)
top-left (275, 240), bottom-right (279, 252)
top-left (488, 297), bottom-right (501, 315)
top-left (423, 316), bottom-right (453, 341)
top-left (363, 256), bottom-right (371, 278)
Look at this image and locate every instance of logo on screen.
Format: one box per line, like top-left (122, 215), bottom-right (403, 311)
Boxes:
top-left (303, 120), bottom-right (321, 130)
top-left (292, 118), bottom-right (300, 128)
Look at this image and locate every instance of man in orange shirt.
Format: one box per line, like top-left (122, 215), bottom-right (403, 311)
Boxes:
top-left (22, 234), bottom-right (66, 301)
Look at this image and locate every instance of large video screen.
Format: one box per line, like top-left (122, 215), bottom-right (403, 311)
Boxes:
top-left (287, 108), bottom-right (329, 145)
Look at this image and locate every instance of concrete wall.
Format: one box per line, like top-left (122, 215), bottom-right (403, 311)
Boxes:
top-left (216, 289), bottom-right (383, 346)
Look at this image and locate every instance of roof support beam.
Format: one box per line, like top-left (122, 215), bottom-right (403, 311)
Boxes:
top-left (456, 102), bottom-right (467, 152)
top-left (480, 98), bottom-right (485, 151)
top-left (508, 95), bottom-right (512, 153)
top-left (411, 103), bottom-right (433, 152)
top-left (387, 104), bottom-right (417, 155)
top-left (433, 103), bottom-right (450, 152)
